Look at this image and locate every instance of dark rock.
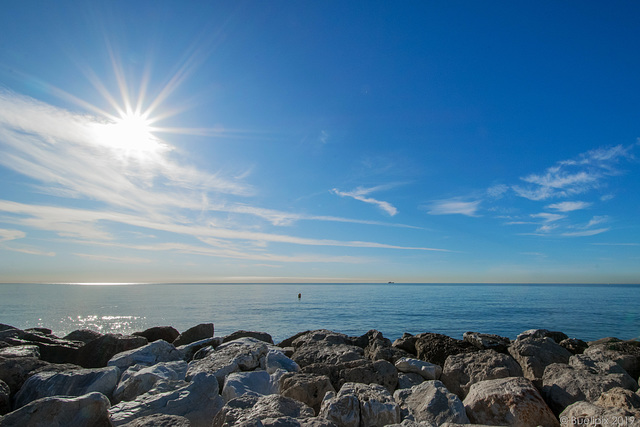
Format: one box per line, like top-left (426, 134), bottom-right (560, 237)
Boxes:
top-left (0, 356), bottom-right (80, 398)
top-left (301, 358), bottom-right (397, 394)
top-left (0, 345), bottom-right (40, 359)
top-left (173, 323), bottom-right (214, 347)
top-left (517, 328), bottom-right (569, 344)
top-left (354, 330), bottom-right (409, 363)
top-left (63, 329), bottom-right (103, 344)
top-left (559, 338), bottom-right (589, 355)
top-left (289, 330), bottom-right (364, 368)
top-left (0, 380), bottom-right (9, 415)
top-left (223, 330), bottom-right (274, 345)
top-left (176, 337), bottom-right (222, 362)
top-left (0, 325), bottom-right (18, 333)
top-left (463, 331), bottom-right (510, 353)
top-left (0, 329), bottom-right (83, 364)
top-left (133, 326), bottom-right (180, 343)
top-left (24, 328), bottom-right (53, 336)
top-left (121, 413), bottom-right (191, 427)
top-left (277, 330), bottom-right (311, 348)
top-left (212, 394), bottom-right (314, 427)
top-left (0, 391), bottom-right (112, 427)
top-left (76, 334), bottom-right (148, 368)
top-left (392, 333), bottom-right (419, 356)
top-left (414, 333), bottom-right (478, 366)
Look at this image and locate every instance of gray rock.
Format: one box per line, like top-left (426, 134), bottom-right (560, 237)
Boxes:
top-left (559, 401), bottom-right (639, 424)
top-left (289, 330), bottom-right (364, 368)
top-left (62, 329), bottom-right (103, 344)
top-left (355, 330), bottom-right (409, 363)
top-left (542, 361), bottom-right (638, 414)
top-left (508, 336), bottom-right (571, 384)
top-left (263, 350), bottom-right (300, 374)
top-left (186, 337), bottom-right (269, 386)
top-left (393, 333), bottom-right (420, 355)
top-left (279, 372), bottom-right (335, 415)
top-left (395, 357), bottom-right (442, 380)
top-left (397, 372), bottom-right (425, 389)
top-left (176, 337), bottom-right (222, 361)
top-left (121, 413), bottom-right (191, 426)
top-left (441, 349), bottom-right (523, 398)
top-left (107, 339), bottom-right (183, 371)
top-left (173, 323), bottom-right (214, 347)
top-left (393, 380), bottom-right (469, 425)
top-left (0, 380), bottom-right (9, 415)
top-left (319, 382), bottom-right (400, 427)
top-left (133, 326), bottom-right (180, 344)
top-left (113, 360), bottom-right (188, 403)
top-left (221, 370), bottom-right (282, 402)
top-left (261, 417), bottom-right (337, 426)
top-left (0, 391), bottom-right (112, 427)
top-left (463, 376), bottom-right (558, 427)
top-left (224, 330), bottom-right (274, 345)
top-left (517, 329), bottom-right (568, 343)
top-left (212, 394), bottom-right (315, 427)
top-left (463, 332), bottom-right (510, 353)
top-left (0, 329), bottom-right (83, 365)
top-left (0, 356), bottom-right (81, 398)
top-left (0, 345), bottom-right (40, 359)
top-left (302, 358), bottom-right (398, 394)
top-left (13, 366), bottom-right (119, 408)
top-left (559, 338), bottom-right (588, 355)
top-left (77, 333), bottom-right (148, 368)
top-left (584, 345), bottom-right (640, 380)
top-left (109, 372), bottom-right (223, 427)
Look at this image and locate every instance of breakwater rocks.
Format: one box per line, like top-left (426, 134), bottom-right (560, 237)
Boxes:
top-left (0, 324), bottom-right (639, 426)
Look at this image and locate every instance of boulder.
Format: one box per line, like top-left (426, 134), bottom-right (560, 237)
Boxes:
top-left (173, 323), bottom-right (214, 347)
top-left (223, 330), bottom-right (274, 345)
top-left (0, 380), bottom-right (9, 415)
top-left (77, 334), bottom-right (148, 368)
top-left (0, 329), bottom-right (83, 364)
top-left (517, 329), bottom-right (568, 343)
top-left (463, 332), bottom-right (510, 353)
top-left (62, 329), bottom-right (103, 344)
top-left (133, 326), bottom-right (180, 343)
top-left (279, 373), bottom-right (336, 415)
top-left (176, 337), bottom-right (222, 361)
top-left (260, 417), bottom-right (337, 426)
top-left (262, 350), bottom-right (300, 374)
top-left (393, 333), bottom-right (420, 355)
top-left (113, 360), bottom-right (188, 403)
top-left (463, 376), bottom-right (558, 427)
top-left (0, 391), bottom-right (111, 427)
top-left (288, 330), bottom-right (365, 368)
top-left (302, 358), bottom-right (397, 394)
top-left (542, 361), bottom-right (638, 414)
top-left (319, 382), bottom-right (400, 427)
top-left (277, 330), bottom-right (312, 348)
top-left (109, 372), bottom-right (223, 427)
top-left (212, 394), bottom-right (315, 427)
top-left (107, 339), bottom-right (183, 371)
top-left (559, 338), bottom-right (588, 355)
top-left (559, 401), bottom-right (638, 425)
top-left (221, 370), bottom-right (281, 402)
top-left (413, 333), bottom-right (477, 366)
top-left (13, 366), bottom-right (119, 408)
top-left (441, 349), bottom-right (523, 398)
top-left (397, 372), bottom-right (425, 390)
top-left (508, 337), bottom-right (572, 384)
top-left (121, 413), bottom-right (192, 426)
top-left (0, 345), bottom-right (40, 359)
top-left (393, 380), bottom-right (469, 424)
top-left (395, 357), bottom-right (442, 380)
top-left (354, 330), bottom-right (409, 363)
top-left (0, 356), bottom-right (80, 398)
top-left (584, 344), bottom-right (640, 380)
top-left (597, 387), bottom-right (640, 413)
top-left (186, 337), bottom-right (269, 386)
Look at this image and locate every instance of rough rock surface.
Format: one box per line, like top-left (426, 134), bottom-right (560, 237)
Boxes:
top-left (223, 330), bottom-right (274, 344)
top-left (173, 323), bottom-right (214, 347)
top-left (0, 345), bottom-right (40, 359)
top-left (262, 349), bottom-right (300, 374)
top-left (354, 330), bottom-right (409, 363)
top-left (463, 376), bottom-right (558, 427)
top-left (113, 360), bottom-right (188, 403)
top-left (508, 336), bottom-right (572, 383)
top-left (120, 413), bottom-right (192, 427)
top-left (289, 330), bottom-right (364, 368)
top-left (186, 337), bottom-right (269, 385)
top-left (0, 328), bottom-right (83, 365)
top-left (393, 380), bottom-right (469, 425)
top-left (413, 333), bottom-right (477, 366)
top-left (441, 349), bottom-right (523, 398)
top-left (302, 358), bottom-right (397, 394)
top-left (0, 356), bottom-right (81, 398)
top-left (559, 338), bottom-right (588, 355)
top-left (133, 326), bottom-right (180, 344)
top-left (397, 372), bottom-right (425, 390)
top-left (319, 382), bottom-right (400, 427)
top-left (62, 329), bottom-right (103, 344)
top-left (517, 329), bottom-right (569, 343)
top-left (463, 332), bottom-right (510, 353)
top-left (221, 370), bottom-right (282, 402)
top-left (77, 333), bottom-right (148, 368)
top-left (109, 372), bottom-right (223, 427)
top-left (392, 333), bottom-right (420, 356)
top-left (559, 401), bottom-right (639, 425)
top-left (0, 380), bottom-right (9, 415)
top-left (13, 366), bottom-right (119, 408)
top-left (584, 344), bottom-right (640, 380)
top-left (0, 391), bottom-right (112, 427)
top-left (212, 393), bottom-right (315, 427)
top-left (279, 372), bottom-right (335, 415)
top-left (542, 361), bottom-right (638, 414)
top-left (176, 337), bottom-right (222, 361)
top-left (596, 387), bottom-right (640, 412)
top-left (107, 339), bottom-right (183, 371)
top-left (395, 357), bottom-right (442, 381)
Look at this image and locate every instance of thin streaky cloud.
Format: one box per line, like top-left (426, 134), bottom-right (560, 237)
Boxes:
top-left (546, 201), bottom-right (591, 212)
top-left (332, 185), bottom-right (398, 216)
top-left (0, 228), bottom-right (25, 241)
top-left (427, 199), bottom-right (480, 216)
top-left (561, 228), bottom-right (610, 237)
top-left (74, 253), bottom-right (152, 264)
top-left (591, 243), bottom-right (640, 246)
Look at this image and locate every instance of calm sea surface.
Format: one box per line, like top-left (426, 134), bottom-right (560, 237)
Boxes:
top-left (0, 283), bottom-right (638, 343)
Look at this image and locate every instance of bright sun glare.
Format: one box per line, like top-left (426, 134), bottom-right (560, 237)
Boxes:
top-left (94, 110), bottom-right (165, 160)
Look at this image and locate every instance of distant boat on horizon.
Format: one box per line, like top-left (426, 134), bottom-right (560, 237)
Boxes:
top-left (388, 281), bottom-right (395, 284)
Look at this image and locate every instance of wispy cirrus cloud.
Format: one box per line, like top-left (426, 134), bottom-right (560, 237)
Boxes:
top-left (331, 185), bottom-right (398, 216)
top-left (546, 201), bottom-right (592, 212)
top-left (426, 199), bottom-right (481, 217)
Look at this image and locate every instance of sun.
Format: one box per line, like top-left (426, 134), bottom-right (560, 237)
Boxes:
top-left (93, 109), bottom-right (167, 160)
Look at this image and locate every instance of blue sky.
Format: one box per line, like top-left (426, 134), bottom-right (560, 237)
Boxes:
top-left (1, 1), bottom-right (639, 283)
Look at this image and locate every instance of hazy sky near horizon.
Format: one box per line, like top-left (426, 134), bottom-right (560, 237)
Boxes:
top-left (1, 1), bottom-right (639, 283)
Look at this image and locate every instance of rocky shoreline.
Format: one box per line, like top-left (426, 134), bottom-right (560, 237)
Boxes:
top-left (1, 323), bottom-right (639, 426)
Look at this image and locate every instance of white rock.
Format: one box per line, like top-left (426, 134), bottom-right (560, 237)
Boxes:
top-left (395, 357), bottom-right (442, 380)
top-left (221, 369), bottom-right (283, 402)
top-left (263, 349), bottom-right (300, 374)
top-left (107, 339), bottom-right (183, 371)
top-left (319, 382), bottom-right (400, 427)
top-left (113, 360), bottom-right (188, 403)
top-left (393, 380), bottom-right (469, 425)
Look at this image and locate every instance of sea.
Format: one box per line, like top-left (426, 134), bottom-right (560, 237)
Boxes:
top-left (1, 283), bottom-right (638, 343)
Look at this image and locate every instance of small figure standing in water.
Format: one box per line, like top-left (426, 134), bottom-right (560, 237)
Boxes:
top-left (298, 293), bottom-right (301, 299)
